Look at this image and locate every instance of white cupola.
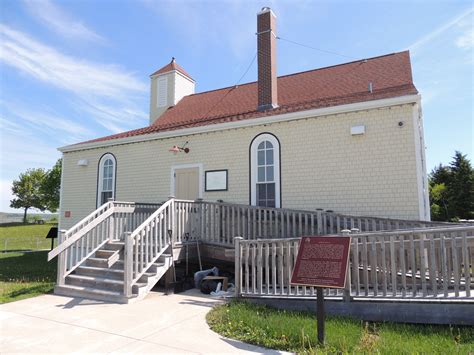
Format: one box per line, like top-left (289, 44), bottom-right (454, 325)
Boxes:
top-left (149, 58), bottom-right (195, 124)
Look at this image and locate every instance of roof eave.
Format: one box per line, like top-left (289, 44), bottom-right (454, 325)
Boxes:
top-left (58, 94), bottom-right (421, 153)
top-left (150, 69), bottom-right (195, 82)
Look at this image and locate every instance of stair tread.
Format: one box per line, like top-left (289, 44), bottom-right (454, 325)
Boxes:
top-left (68, 274), bottom-right (147, 287)
top-left (58, 284), bottom-right (125, 296)
top-left (77, 266), bottom-right (124, 273)
top-left (97, 249), bottom-right (116, 254)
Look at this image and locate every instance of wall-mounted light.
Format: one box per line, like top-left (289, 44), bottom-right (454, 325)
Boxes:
top-left (77, 159), bottom-right (89, 166)
top-left (169, 141), bottom-right (190, 154)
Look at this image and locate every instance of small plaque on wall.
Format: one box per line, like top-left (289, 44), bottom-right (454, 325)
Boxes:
top-left (205, 170), bottom-right (228, 191)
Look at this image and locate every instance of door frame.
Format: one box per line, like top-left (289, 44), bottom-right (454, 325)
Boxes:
top-left (170, 163), bottom-right (204, 199)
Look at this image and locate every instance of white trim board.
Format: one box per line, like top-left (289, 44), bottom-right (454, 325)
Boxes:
top-left (170, 163), bottom-right (203, 199)
top-left (59, 94), bottom-right (421, 153)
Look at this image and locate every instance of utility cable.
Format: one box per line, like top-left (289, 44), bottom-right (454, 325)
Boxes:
top-left (203, 52), bottom-right (257, 118)
top-left (276, 35), bottom-right (357, 60)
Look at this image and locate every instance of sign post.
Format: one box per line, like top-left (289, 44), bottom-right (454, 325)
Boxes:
top-left (316, 287), bottom-right (325, 344)
top-left (291, 235), bottom-right (351, 346)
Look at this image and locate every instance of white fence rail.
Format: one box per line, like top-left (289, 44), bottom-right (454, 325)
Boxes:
top-left (173, 200), bottom-right (449, 246)
top-left (50, 198), bottom-right (466, 300)
top-left (123, 199), bottom-right (174, 296)
top-left (234, 226), bottom-right (474, 300)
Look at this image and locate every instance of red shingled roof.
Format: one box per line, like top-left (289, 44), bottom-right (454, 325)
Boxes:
top-left (150, 58), bottom-right (194, 81)
top-left (77, 51), bottom-right (417, 146)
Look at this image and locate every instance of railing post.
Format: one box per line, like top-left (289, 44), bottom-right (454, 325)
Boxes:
top-left (124, 232), bottom-right (133, 298)
top-left (57, 229), bottom-right (67, 286)
top-left (196, 198), bottom-right (203, 240)
top-left (234, 237), bottom-right (243, 298)
top-left (108, 198), bottom-right (115, 241)
top-left (341, 229), bottom-right (352, 302)
top-left (316, 209), bottom-right (323, 235)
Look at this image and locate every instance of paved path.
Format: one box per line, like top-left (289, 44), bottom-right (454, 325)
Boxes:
top-left (1, 290), bottom-right (284, 354)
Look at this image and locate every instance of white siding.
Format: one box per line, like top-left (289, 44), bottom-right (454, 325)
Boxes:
top-left (60, 104), bottom-right (426, 229)
top-left (173, 72), bottom-right (195, 105)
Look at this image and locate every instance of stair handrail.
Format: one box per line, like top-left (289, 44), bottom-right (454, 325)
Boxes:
top-left (48, 201), bottom-right (117, 261)
top-left (123, 198), bottom-right (175, 297)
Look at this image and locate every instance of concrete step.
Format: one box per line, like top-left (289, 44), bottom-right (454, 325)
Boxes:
top-left (54, 284), bottom-right (135, 304)
top-left (66, 274), bottom-right (146, 294)
top-left (75, 265), bottom-right (124, 280)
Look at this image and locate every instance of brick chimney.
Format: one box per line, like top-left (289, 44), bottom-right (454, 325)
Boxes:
top-left (257, 7), bottom-right (278, 111)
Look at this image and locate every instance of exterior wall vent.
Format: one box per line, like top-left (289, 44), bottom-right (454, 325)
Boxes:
top-left (351, 125), bottom-right (365, 135)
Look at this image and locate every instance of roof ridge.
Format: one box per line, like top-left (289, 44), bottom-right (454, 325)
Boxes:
top-left (185, 51), bottom-right (409, 98)
top-left (159, 83), bottom-right (416, 129)
top-left (73, 50), bottom-right (415, 147)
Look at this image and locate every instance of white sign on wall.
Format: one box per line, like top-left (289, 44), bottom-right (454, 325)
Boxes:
top-left (205, 170), bottom-right (228, 191)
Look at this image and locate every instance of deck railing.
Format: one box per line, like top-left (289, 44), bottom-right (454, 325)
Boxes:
top-left (48, 201), bottom-right (162, 286)
top-left (173, 200), bottom-right (449, 246)
top-left (123, 199), bottom-right (174, 297)
top-left (50, 198), bottom-right (464, 299)
top-left (234, 226), bottom-right (474, 300)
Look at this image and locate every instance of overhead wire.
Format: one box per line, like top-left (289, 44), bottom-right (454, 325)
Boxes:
top-left (203, 52), bottom-right (257, 118)
top-left (276, 35), bottom-right (400, 91)
top-left (276, 36), bottom-right (357, 60)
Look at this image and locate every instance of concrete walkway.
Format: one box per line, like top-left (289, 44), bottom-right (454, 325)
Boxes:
top-left (0, 290), bottom-right (284, 354)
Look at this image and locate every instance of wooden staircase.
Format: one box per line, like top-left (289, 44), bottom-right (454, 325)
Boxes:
top-left (54, 240), bottom-right (173, 303)
top-left (48, 200), bottom-right (176, 304)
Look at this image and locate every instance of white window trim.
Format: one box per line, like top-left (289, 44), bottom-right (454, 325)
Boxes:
top-left (250, 134), bottom-right (280, 208)
top-left (97, 153), bottom-right (116, 207)
top-left (170, 163), bottom-right (204, 199)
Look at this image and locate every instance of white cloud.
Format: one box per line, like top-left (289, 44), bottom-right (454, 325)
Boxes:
top-left (2, 101), bottom-right (94, 142)
top-left (0, 132), bottom-right (60, 180)
top-left (0, 179), bottom-right (16, 213)
top-left (0, 25), bottom-right (147, 98)
top-left (407, 7), bottom-right (473, 55)
top-left (456, 27), bottom-right (474, 49)
top-left (141, 0), bottom-right (256, 61)
top-left (22, 0), bottom-right (105, 43)
top-left (0, 116), bottom-right (24, 135)
top-left (0, 24), bottom-right (149, 137)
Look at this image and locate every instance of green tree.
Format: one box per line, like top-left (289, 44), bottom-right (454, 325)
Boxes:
top-left (429, 182), bottom-right (449, 221)
top-left (41, 159), bottom-right (62, 212)
top-left (430, 164), bottom-right (451, 186)
top-left (10, 169), bottom-right (47, 223)
top-left (448, 151), bottom-right (474, 219)
top-left (429, 151), bottom-right (474, 221)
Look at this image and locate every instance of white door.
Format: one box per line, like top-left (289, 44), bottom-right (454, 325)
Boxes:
top-left (174, 167), bottom-right (199, 200)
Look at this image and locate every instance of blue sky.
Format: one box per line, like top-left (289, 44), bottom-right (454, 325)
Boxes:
top-left (0, 0), bottom-right (472, 213)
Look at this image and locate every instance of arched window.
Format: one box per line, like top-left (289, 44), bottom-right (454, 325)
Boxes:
top-left (250, 133), bottom-right (280, 208)
top-left (97, 153), bottom-right (116, 207)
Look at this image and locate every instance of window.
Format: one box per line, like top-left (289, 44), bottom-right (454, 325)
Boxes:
top-left (250, 133), bottom-right (280, 208)
top-left (97, 153), bottom-right (116, 207)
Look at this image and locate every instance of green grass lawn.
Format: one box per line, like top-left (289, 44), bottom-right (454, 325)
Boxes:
top-left (0, 223), bottom-right (56, 251)
top-left (0, 251), bottom-right (56, 303)
top-left (207, 301), bottom-right (474, 354)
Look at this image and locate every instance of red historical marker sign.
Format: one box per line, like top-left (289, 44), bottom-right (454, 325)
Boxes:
top-left (291, 236), bottom-right (351, 288)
